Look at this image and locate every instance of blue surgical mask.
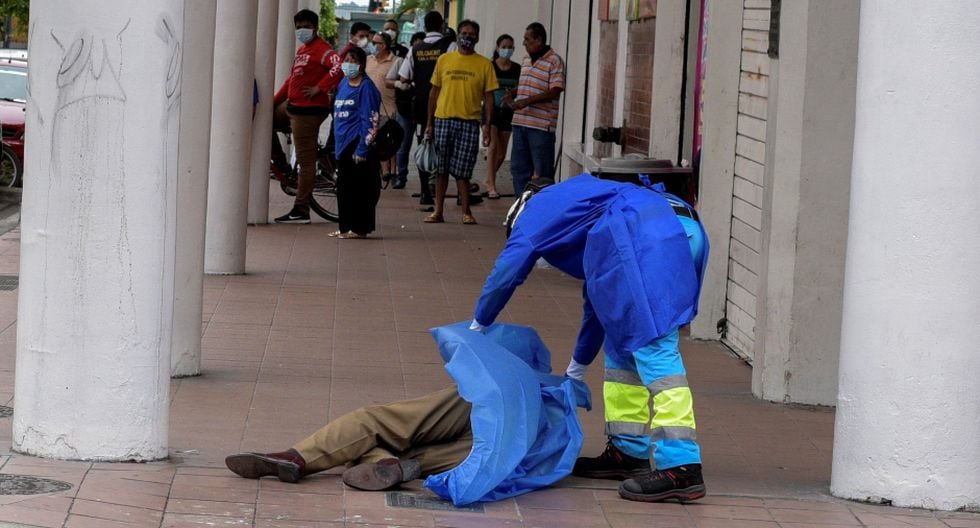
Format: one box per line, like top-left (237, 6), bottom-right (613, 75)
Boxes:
top-left (458, 35), bottom-right (477, 52)
top-left (295, 28), bottom-right (314, 44)
top-left (341, 63), bottom-right (360, 78)
top-left (366, 43), bottom-right (377, 56)
top-left (498, 48), bottom-right (514, 60)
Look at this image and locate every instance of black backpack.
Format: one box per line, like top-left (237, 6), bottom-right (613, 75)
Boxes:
top-left (371, 118), bottom-right (404, 160)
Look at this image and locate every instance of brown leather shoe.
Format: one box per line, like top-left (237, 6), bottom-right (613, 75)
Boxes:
top-left (225, 449), bottom-right (306, 483)
top-left (341, 458), bottom-right (422, 491)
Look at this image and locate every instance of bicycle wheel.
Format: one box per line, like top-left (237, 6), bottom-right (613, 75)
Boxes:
top-left (308, 148), bottom-right (338, 222)
top-left (0, 144), bottom-right (21, 187)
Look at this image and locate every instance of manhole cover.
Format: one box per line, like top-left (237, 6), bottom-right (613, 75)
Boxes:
top-left (0, 276), bottom-right (17, 291)
top-left (385, 491), bottom-right (485, 513)
top-left (0, 474), bottom-right (73, 496)
top-left (0, 406), bottom-right (10, 418)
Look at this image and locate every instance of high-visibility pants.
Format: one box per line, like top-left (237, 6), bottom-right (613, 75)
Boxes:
top-left (602, 214), bottom-right (705, 470)
top-left (603, 331), bottom-right (700, 469)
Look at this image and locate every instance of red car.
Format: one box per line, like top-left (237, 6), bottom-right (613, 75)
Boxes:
top-left (0, 58), bottom-right (26, 186)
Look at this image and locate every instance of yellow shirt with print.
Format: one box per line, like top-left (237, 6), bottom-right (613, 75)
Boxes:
top-left (431, 51), bottom-right (499, 122)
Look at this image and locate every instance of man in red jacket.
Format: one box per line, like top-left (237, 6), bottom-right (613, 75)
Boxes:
top-left (272, 9), bottom-right (344, 224)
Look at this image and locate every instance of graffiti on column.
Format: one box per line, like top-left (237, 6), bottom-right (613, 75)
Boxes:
top-left (43, 20), bottom-right (136, 348)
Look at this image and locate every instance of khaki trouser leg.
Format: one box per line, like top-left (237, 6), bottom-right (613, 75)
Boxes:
top-left (293, 386), bottom-right (472, 475)
top-left (288, 111), bottom-right (327, 215)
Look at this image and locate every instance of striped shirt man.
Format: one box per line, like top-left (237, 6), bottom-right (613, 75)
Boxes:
top-left (512, 48), bottom-right (565, 133)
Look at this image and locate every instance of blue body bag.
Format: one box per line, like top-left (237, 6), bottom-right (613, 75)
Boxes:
top-left (423, 322), bottom-right (592, 506)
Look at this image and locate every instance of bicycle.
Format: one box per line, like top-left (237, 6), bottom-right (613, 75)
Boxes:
top-left (0, 143), bottom-right (21, 188)
top-left (271, 130), bottom-right (339, 222)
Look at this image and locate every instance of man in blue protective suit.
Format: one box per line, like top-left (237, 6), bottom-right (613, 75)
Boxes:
top-left (470, 174), bottom-right (709, 503)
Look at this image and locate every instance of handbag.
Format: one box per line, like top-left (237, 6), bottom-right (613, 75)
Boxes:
top-left (372, 116), bottom-right (404, 161)
top-left (414, 137), bottom-right (437, 173)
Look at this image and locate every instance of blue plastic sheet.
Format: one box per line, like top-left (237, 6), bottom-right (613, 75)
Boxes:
top-left (423, 322), bottom-right (592, 506)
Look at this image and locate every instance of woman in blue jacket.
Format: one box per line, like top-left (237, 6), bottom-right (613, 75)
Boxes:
top-left (331, 47), bottom-right (382, 239)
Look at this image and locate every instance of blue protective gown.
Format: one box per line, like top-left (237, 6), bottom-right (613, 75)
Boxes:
top-left (473, 174), bottom-right (708, 365)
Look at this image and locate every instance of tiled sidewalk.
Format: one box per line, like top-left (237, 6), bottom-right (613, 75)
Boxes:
top-left (0, 174), bottom-right (977, 527)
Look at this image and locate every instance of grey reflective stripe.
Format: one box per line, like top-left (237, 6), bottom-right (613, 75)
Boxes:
top-left (604, 368), bottom-right (643, 386)
top-left (649, 426), bottom-right (698, 442)
top-left (605, 421), bottom-right (648, 436)
top-left (647, 374), bottom-right (689, 395)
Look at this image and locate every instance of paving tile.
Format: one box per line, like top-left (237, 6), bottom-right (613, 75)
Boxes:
top-left (514, 487), bottom-right (601, 512)
top-left (69, 498), bottom-right (164, 525)
top-left (166, 498), bottom-right (256, 518)
top-left (605, 511), bottom-right (697, 527)
top-left (161, 513), bottom-right (254, 527)
top-left (768, 507), bottom-right (861, 525)
top-left (519, 508), bottom-right (609, 528)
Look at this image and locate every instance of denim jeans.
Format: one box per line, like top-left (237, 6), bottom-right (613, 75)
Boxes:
top-left (394, 111), bottom-right (414, 185)
top-left (510, 125), bottom-right (557, 196)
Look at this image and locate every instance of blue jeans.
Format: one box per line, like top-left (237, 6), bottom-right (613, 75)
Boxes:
top-left (394, 111), bottom-right (415, 185)
top-left (510, 125), bottom-right (556, 195)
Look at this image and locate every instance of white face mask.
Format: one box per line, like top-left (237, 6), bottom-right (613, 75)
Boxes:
top-left (384, 29), bottom-right (397, 40)
top-left (356, 36), bottom-right (370, 49)
top-left (295, 28), bottom-right (314, 44)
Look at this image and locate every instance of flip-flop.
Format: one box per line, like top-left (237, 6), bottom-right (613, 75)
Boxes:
top-left (423, 213), bottom-right (444, 223)
top-left (462, 214), bottom-right (478, 225)
top-left (486, 191), bottom-right (501, 200)
top-left (328, 230), bottom-right (342, 237)
top-left (339, 232), bottom-right (367, 239)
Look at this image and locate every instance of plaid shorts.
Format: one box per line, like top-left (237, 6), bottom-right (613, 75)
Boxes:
top-left (433, 118), bottom-right (480, 180)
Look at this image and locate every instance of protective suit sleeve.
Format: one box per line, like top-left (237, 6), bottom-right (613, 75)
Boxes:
top-left (572, 290), bottom-right (604, 366)
top-left (473, 229), bottom-right (539, 327)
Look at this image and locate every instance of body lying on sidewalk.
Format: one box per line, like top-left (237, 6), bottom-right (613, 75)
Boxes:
top-left (225, 323), bottom-right (590, 506)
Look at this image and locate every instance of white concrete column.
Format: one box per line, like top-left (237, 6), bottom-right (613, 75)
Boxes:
top-left (831, 1), bottom-right (980, 510)
top-left (751, 0), bottom-right (858, 406)
top-left (205, 0), bottom-right (259, 274)
top-left (648, 0), bottom-right (686, 162)
top-left (247, 1), bottom-right (280, 225)
top-left (171, 0), bottom-right (217, 378)
top-left (14, 0), bottom-right (183, 460)
top-left (275, 0), bottom-right (299, 89)
top-left (689, 0), bottom-right (742, 339)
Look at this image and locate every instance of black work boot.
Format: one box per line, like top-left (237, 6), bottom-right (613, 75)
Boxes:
top-left (225, 449), bottom-right (306, 483)
top-left (342, 458), bottom-right (423, 491)
top-left (618, 463), bottom-right (706, 503)
top-left (572, 440), bottom-right (652, 480)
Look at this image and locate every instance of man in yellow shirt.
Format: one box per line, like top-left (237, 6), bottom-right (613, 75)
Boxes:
top-left (423, 20), bottom-right (498, 225)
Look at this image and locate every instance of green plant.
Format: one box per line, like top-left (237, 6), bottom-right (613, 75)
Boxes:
top-left (319, 0), bottom-right (338, 43)
top-left (395, 0), bottom-right (435, 17)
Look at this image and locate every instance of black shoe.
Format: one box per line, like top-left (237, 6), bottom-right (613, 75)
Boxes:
top-left (419, 196), bottom-right (435, 206)
top-left (225, 449), bottom-right (306, 483)
top-left (342, 458), bottom-right (422, 491)
top-left (392, 179), bottom-right (406, 189)
top-left (619, 464), bottom-right (705, 503)
top-left (274, 209), bottom-right (311, 224)
top-left (573, 440), bottom-right (651, 480)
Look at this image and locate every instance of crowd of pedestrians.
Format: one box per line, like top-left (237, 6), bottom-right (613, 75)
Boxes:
top-left (271, 8), bottom-right (565, 234)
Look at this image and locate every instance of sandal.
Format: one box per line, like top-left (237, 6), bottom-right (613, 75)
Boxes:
top-left (423, 213), bottom-right (444, 223)
top-left (486, 191), bottom-right (501, 200)
top-left (339, 232), bottom-right (367, 239)
top-left (462, 214), bottom-right (478, 225)
top-left (328, 230), bottom-right (342, 237)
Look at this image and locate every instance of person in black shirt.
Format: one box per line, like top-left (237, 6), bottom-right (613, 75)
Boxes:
top-left (485, 34), bottom-right (520, 199)
top-left (384, 19), bottom-right (409, 58)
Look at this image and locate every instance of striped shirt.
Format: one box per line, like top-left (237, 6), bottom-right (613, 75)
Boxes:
top-left (512, 48), bottom-right (565, 132)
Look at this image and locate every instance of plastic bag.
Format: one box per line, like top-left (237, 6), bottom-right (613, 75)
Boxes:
top-left (414, 137), bottom-right (438, 173)
top-left (423, 322), bottom-right (591, 506)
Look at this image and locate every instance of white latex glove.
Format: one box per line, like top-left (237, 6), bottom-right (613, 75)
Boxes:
top-left (468, 319), bottom-right (487, 333)
top-left (565, 358), bottom-right (589, 381)
top-left (394, 80), bottom-right (409, 91)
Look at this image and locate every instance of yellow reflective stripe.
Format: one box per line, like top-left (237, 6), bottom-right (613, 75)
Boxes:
top-left (603, 381), bottom-right (650, 425)
top-left (650, 386), bottom-right (697, 429)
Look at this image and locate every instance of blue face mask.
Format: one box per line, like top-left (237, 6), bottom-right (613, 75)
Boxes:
top-left (498, 48), bottom-right (514, 60)
top-left (295, 28), bottom-right (314, 44)
top-left (342, 63), bottom-right (360, 78)
top-left (366, 43), bottom-right (377, 56)
top-left (458, 35), bottom-right (477, 52)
